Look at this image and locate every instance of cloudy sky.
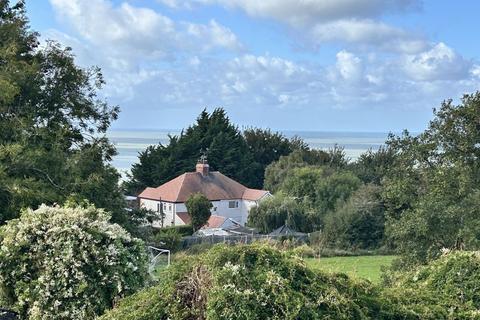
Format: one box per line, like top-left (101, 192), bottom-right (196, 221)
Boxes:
top-left (28, 0), bottom-right (480, 132)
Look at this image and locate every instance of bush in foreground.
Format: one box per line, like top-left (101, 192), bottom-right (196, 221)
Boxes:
top-left (384, 250), bottom-right (480, 319)
top-left (0, 205), bottom-right (149, 319)
top-left (101, 243), bottom-right (392, 320)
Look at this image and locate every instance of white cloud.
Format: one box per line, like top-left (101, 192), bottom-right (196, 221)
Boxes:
top-left (335, 50), bottom-right (363, 81)
top-left (185, 19), bottom-right (242, 51)
top-left (163, 0), bottom-right (419, 26)
top-left (403, 42), bottom-right (472, 81)
top-left (50, 0), bottom-right (242, 59)
top-left (310, 19), bottom-right (427, 53)
top-left (160, 0), bottom-right (425, 53)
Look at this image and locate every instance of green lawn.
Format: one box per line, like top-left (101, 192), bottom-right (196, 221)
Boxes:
top-left (305, 255), bottom-right (396, 283)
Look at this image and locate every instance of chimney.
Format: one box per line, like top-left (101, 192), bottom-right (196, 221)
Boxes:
top-left (196, 162), bottom-right (209, 176)
top-left (196, 155), bottom-right (209, 176)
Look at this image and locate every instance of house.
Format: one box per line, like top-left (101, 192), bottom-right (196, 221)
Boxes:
top-left (137, 159), bottom-right (271, 227)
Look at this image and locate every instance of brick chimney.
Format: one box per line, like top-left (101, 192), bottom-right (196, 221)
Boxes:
top-left (196, 162), bottom-right (209, 176)
top-left (196, 155), bottom-right (209, 176)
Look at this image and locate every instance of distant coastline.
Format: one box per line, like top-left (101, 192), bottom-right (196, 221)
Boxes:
top-left (107, 129), bottom-right (393, 176)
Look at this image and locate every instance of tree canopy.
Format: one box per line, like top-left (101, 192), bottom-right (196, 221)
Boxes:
top-left (0, 1), bottom-right (126, 226)
top-left (383, 92), bottom-right (480, 266)
top-left (185, 193), bottom-right (213, 231)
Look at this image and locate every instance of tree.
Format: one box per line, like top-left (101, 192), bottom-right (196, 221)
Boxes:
top-left (384, 92), bottom-right (480, 266)
top-left (185, 193), bottom-right (212, 231)
top-left (247, 193), bottom-right (312, 233)
top-left (264, 147), bottom-right (348, 192)
top-left (0, 204), bottom-right (148, 319)
top-left (322, 184), bottom-right (386, 250)
top-left (351, 146), bottom-right (395, 184)
top-left (125, 108), bottom-right (257, 194)
top-left (243, 128), bottom-right (307, 188)
top-left (0, 1), bottom-right (126, 225)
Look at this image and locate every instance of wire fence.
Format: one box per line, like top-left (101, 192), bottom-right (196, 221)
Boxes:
top-left (180, 233), bottom-right (310, 249)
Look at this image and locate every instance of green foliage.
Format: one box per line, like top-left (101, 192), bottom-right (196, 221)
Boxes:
top-left (100, 243), bottom-right (390, 320)
top-left (151, 225), bottom-right (193, 250)
top-left (0, 205), bottom-right (148, 319)
top-left (125, 108), bottom-right (259, 193)
top-left (0, 1), bottom-right (127, 226)
top-left (247, 193), bottom-right (312, 233)
top-left (153, 227), bottom-right (182, 251)
top-left (384, 92), bottom-right (480, 267)
top-left (243, 128), bottom-right (308, 188)
top-left (383, 251), bottom-right (480, 319)
top-left (185, 193), bottom-right (213, 231)
top-left (264, 147), bottom-right (347, 193)
top-left (323, 184), bottom-right (386, 250)
top-left (314, 170), bottom-right (361, 213)
top-left (351, 146), bottom-right (395, 184)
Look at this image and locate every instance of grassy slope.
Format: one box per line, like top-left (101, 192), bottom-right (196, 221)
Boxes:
top-left (305, 255), bottom-right (396, 284)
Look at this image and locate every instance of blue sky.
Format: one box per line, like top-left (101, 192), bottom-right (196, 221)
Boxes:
top-left (27, 0), bottom-right (480, 132)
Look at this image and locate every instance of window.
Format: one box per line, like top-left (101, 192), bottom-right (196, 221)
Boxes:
top-left (228, 201), bottom-right (239, 208)
top-left (157, 203), bottom-right (161, 213)
top-left (163, 203), bottom-right (167, 211)
top-left (168, 204), bottom-right (172, 211)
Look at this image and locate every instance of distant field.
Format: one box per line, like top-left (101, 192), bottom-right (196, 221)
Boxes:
top-left (305, 255), bottom-right (396, 284)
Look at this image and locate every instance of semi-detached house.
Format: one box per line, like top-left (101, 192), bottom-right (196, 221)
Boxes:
top-left (138, 160), bottom-right (271, 227)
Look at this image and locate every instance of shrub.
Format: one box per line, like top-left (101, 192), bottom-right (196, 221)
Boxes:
top-left (383, 250), bottom-right (480, 319)
top-left (0, 205), bottom-right (149, 319)
top-left (290, 244), bottom-right (316, 258)
top-left (152, 228), bottom-right (182, 251)
top-left (101, 243), bottom-right (391, 319)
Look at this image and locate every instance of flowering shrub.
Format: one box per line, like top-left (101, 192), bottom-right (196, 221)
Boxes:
top-left (0, 205), bottom-right (148, 319)
top-left (384, 251), bottom-right (480, 319)
top-left (101, 243), bottom-right (391, 319)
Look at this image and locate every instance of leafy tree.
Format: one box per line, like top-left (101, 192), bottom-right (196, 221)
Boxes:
top-left (314, 170), bottom-right (361, 214)
top-left (243, 128), bottom-right (307, 188)
top-left (247, 193), bottom-right (312, 233)
top-left (0, 1), bottom-right (125, 225)
top-left (322, 184), bottom-right (386, 250)
top-left (0, 204), bottom-right (148, 319)
top-left (279, 166), bottom-right (325, 203)
top-left (351, 146), bottom-right (395, 184)
top-left (264, 147), bottom-right (348, 192)
top-left (125, 108), bottom-right (257, 194)
top-left (384, 92), bottom-right (480, 266)
top-left (185, 193), bottom-right (212, 231)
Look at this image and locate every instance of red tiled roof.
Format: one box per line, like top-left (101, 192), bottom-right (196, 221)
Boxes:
top-left (204, 215), bottom-right (226, 228)
top-left (176, 212), bottom-right (191, 224)
top-left (138, 171), bottom-right (269, 202)
top-left (242, 188), bottom-right (269, 201)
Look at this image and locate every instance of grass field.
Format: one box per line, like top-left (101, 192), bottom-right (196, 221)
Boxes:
top-left (305, 255), bottom-right (396, 283)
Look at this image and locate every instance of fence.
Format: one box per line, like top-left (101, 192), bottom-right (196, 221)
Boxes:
top-left (180, 233), bottom-right (310, 249)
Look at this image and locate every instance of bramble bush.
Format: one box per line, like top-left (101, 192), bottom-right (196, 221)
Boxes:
top-left (101, 243), bottom-right (394, 320)
top-left (0, 205), bottom-right (149, 319)
top-left (383, 250), bottom-right (480, 319)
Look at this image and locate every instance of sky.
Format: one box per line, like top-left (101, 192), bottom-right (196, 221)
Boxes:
top-left (26, 0), bottom-right (480, 132)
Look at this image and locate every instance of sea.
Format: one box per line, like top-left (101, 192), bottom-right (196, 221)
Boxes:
top-left (107, 130), bottom-right (390, 177)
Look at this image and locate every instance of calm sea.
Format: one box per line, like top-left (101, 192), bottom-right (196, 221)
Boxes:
top-left (107, 130), bottom-right (389, 176)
